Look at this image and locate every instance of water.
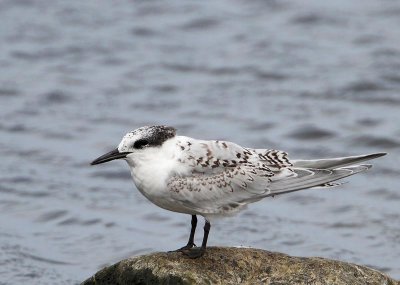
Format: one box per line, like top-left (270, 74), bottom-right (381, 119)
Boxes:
top-left (1, 0), bottom-right (400, 283)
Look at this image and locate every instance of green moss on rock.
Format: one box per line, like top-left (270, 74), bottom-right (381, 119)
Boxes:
top-left (81, 247), bottom-right (399, 285)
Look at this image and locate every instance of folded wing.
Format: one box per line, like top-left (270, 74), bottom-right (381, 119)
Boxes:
top-left (291, 153), bottom-right (386, 169)
top-left (172, 139), bottom-right (385, 215)
top-left (167, 162), bottom-right (273, 214)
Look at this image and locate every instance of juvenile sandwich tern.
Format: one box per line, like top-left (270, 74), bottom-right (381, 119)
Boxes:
top-left (91, 125), bottom-right (386, 258)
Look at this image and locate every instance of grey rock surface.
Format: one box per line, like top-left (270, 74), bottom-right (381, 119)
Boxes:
top-left (81, 247), bottom-right (399, 285)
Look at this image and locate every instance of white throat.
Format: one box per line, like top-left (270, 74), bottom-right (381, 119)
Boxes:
top-left (124, 137), bottom-right (185, 201)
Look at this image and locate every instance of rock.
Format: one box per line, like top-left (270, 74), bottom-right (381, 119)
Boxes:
top-left (81, 247), bottom-right (399, 285)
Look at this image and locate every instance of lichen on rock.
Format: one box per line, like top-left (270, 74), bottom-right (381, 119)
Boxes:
top-left (81, 247), bottom-right (399, 285)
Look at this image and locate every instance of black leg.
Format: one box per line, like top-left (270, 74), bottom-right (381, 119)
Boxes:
top-left (201, 220), bottom-right (210, 248)
top-left (183, 219), bottom-right (211, 259)
top-left (172, 215), bottom-right (197, 252)
top-left (188, 215), bottom-right (197, 247)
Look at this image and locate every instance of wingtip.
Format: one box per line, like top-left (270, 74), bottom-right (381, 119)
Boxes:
top-left (370, 152), bottom-right (387, 158)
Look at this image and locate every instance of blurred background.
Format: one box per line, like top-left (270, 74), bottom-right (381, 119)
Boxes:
top-left (1, 0), bottom-right (400, 284)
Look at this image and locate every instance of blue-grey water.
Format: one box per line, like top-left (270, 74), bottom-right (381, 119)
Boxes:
top-left (1, 0), bottom-right (400, 284)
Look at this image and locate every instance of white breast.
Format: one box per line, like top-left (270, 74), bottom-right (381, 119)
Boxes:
top-left (125, 138), bottom-right (194, 214)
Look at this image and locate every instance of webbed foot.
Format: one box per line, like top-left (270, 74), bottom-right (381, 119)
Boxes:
top-left (169, 242), bottom-right (196, 252)
top-left (182, 247), bottom-right (206, 259)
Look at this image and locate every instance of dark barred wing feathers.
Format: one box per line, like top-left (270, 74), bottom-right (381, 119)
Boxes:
top-left (254, 149), bottom-right (293, 168)
top-left (167, 138), bottom-right (384, 215)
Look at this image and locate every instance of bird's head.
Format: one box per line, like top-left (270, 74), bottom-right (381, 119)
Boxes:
top-left (90, 125), bottom-right (176, 166)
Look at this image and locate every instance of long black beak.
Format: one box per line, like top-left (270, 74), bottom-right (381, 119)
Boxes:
top-left (91, 148), bottom-right (131, 165)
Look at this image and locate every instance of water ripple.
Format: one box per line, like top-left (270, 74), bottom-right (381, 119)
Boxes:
top-left (287, 125), bottom-right (336, 140)
top-left (1, 0), bottom-right (400, 283)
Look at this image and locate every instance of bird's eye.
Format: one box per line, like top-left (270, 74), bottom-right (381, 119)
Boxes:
top-left (133, 139), bottom-right (149, 149)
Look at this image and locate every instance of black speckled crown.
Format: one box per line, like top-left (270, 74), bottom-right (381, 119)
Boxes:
top-left (132, 125), bottom-right (176, 147)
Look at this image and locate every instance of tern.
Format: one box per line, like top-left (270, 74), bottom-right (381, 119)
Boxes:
top-left (91, 125), bottom-right (386, 258)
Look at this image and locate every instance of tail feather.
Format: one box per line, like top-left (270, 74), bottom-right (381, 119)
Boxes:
top-left (310, 180), bottom-right (348, 189)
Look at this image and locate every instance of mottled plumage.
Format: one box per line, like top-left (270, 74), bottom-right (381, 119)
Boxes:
top-left (91, 125), bottom-right (386, 258)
